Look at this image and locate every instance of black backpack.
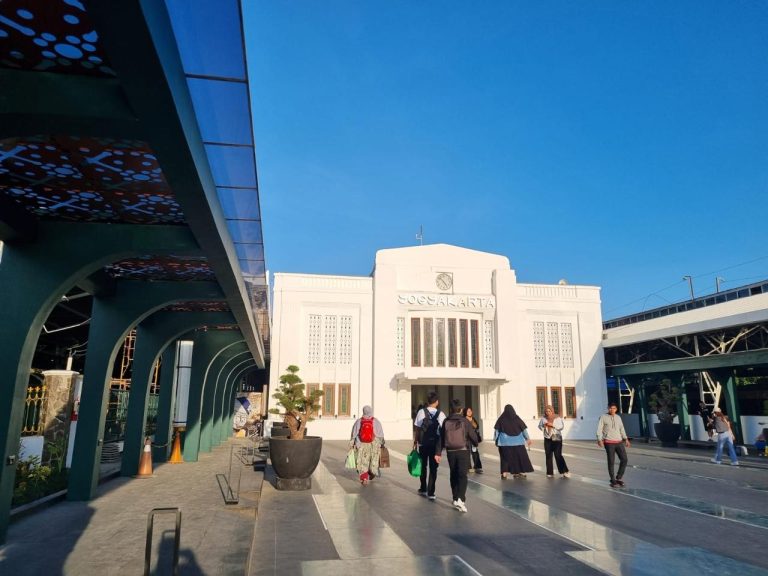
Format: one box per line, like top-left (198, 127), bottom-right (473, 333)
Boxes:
top-left (420, 408), bottom-right (442, 446)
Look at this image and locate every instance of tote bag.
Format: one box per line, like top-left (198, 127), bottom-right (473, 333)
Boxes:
top-left (407, 449), bottom-right (422, 477)
top-left (345, 448), bottom-right (357, 469)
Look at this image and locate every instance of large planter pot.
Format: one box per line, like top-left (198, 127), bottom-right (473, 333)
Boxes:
top-left (269, 436), bottom-right (322, 490)
top-left (654, 422), bottom-right (681, 447)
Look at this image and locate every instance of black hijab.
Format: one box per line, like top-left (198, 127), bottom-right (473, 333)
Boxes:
top-left (494, 404), bottom-right (526, 435)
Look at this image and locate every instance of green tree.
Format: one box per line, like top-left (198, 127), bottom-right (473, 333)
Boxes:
top-left (269, 365), bottom-right (323, 439)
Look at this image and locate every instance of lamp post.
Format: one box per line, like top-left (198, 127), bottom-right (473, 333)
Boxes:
top-left (716, 277), bottom-right (724, 293)
top-left (683, 275), bottom-right (695, 301)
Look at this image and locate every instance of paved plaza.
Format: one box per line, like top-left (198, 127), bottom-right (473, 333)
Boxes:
top-left (1, 437), bottom-right (767, 575)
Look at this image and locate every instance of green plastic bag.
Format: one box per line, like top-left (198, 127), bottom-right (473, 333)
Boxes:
top-left (407, 449), bottom-right (422, 477)
top-left (345, 448), bottom-right (357, 470)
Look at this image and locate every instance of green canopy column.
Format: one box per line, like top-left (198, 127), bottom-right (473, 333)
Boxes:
top-left (153, 345), bottom-right (178, 463)
top-left (634, 379), bottom-right (649, 438)
top-left (182, 332), bottom-right (252, 462)
top-left (219, 360), bottom-right (256, 443)
top-left (205, 342), bottom-right (247, 448)
top-left (121, 311), bottom-right (233, 476)
top-left (678, 374), bottom-right (691, 440)
top-left (68, 281), bottom-right (222, 501)
top-left (0, 222), bottom-right (198, 542)
top-left (214, 351), bottom-right (252, 444)
top-left (198, 334), bottom-right (245, 453)
top-left (722, 371), bottom-right (741, 443)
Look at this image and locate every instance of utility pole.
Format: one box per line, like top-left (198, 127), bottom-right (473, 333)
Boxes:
top-left (683, 275), bottom-right (695, 301)
top-left (415, 225), bottom-right (423, 246)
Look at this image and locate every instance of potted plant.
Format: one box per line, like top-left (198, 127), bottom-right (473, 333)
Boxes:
top-left (648, 378), bottom-right (681, 447)
top-left (267, 365), bottom-right (324, 490)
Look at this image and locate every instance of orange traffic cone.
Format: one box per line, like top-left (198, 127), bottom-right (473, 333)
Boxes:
top-left (168, 427), bottom-right (184, 464)
top-left (135, 437), bottom-right (153, 478)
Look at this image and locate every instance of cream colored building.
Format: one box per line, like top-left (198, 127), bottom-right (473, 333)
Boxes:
top-left (268, 244), bottom-right (607, 440)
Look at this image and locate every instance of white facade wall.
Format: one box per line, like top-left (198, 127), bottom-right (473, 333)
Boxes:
top-left (269, 244), bottom-right (607, 440)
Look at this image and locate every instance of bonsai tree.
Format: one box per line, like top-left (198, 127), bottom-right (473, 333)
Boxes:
top-left (269, 365), bottom-right (323, 439)
top-left (648, 378), bottom-right (680, 424)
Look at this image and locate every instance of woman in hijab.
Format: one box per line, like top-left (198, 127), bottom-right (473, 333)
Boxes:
top-left (350, 405), bottom-right (385, 485)
top-left (494, 404), bottom-right (533, 479)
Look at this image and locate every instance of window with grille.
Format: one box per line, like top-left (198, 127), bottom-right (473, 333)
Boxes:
top-left (307, 314), bottom-right (321, 364)
top-left (338, 384), bottom-right (351, 416)
top-left (322, 383), bottom-right (335, 415)
top-left (436, 318), bottom-right (446, 367)
top-left (483, 320), bottom-right (494, 369)
top-left (396, 317), bottom-right (405, 367)
top-left (459, 319), bottom-right (469, 367)
top-left (565, 387), bottom-right (577, 418)
top-left (533, 321), bottom-right (545, 368)
top-left (448, 319), bottom-right (458, 367)
top-left (411, 318), bottom-right (421, 367)
top-left (470, 319), bottom-right (480, 368)
top-left (550, 387), bottom-right (563, 416)
top-left (559, 322), bottom-right (574, 368)
top-left (536, 387), bottom-right (548, 418)
top-left (546, 322), bottom-right (560, 368)
top-left (306, 383), bottom-right (320, 418)
top-left (423, 318), bottom-right (433, 367)
top-left (323, 316), bottom-right (337, 364)
top-left (339, 316), bottom-right (352, 365)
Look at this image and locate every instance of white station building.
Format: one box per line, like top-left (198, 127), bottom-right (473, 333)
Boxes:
top-left (268, 244), bottom-right (608, 441)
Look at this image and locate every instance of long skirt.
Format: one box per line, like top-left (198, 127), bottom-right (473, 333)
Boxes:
top-left (356, 440), bottom-right (382, 478)
top-left (498, 445), bottom-right (534, 474)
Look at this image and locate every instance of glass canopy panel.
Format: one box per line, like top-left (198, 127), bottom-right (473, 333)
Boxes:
top-left (187, 78), bottom-right (252, 145)
top-left (205, 144), bottom-right (257, 188)
top-left (164, 0), bottom-right (245, 80)
top-left (235, 243), bottom-right (264, 261)
top-left (240, 260), bottom-right (266, 276)
top-left (226, 220), bottom-right (263, 244)
top-left (217, 187), bottom-right (261, 220)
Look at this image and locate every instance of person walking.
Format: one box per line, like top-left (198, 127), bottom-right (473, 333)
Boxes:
top-left (699, 401), bottom-right (714, 441)
top-left (436, 399), bottom-right (479, 513)
top-left (710, 407), bottom-right (739, 466)
top-left (538, 405), bottom-right (570, 478)
top-left (413, 392), bottom-right (446, 500)
top-left (596, 403), bottom-right (630, 487)
top-left (493, 404), bottom-right (533, 479)
top-left (350, 405), bottom-right (385, 485)
top-left (464, 407), bottom-right (484, 474)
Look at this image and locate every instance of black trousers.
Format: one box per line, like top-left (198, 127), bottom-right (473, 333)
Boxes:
top-left (447, 449), bottom-right (470, 501)
top-left (419, 444), bottom-right (440, 496)
top-left (469, 446), bottom-right (483, 470)
top-left (604, 442), bottom-right (628, 481)
top-left (544, 438), bottom-right (569, 475)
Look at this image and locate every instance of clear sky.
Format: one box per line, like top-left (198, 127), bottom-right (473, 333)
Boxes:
top-left (244, 1), bottom-right (768, 319)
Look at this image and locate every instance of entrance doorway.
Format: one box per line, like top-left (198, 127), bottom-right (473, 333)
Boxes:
top-left (411, 384), bottom-right (481, 422)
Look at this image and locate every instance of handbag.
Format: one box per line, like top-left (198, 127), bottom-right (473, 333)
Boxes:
top-left (379, 445), bottom-right (390, 468)
top-left (345, 448), bottom-right (357, 469)
top-left (407, 449), bottom-right (422, 477)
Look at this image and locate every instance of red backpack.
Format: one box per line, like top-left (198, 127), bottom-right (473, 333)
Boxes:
top-left (359, 417), bottom-right (375, 443)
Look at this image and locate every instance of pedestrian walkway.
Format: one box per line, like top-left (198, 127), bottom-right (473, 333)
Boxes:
top-left (2, 438), bottom-right (768, 575)
top-left (0, 439), bottom-right (261, 575)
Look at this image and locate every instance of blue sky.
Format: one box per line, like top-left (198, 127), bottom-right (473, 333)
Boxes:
top-left (244, 1), bottom-right (768, 319)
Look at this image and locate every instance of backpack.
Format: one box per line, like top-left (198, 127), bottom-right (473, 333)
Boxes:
top-left (359, 417), bottom-right (375, 443)
top-left (420, 409), bottom-right (442, 446)
top-left (444, 417), bottom-right (468, 450)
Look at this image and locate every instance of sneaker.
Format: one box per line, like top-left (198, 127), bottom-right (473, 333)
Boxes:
top-left (468, 468), bottom-right (475, 473)
top-left (417, 489), bottom-right (427, 497)
top-left (609, 480), bottom-right (617, 487)
top-left (453, 499), bottom-right (459, 508)
top-left (562, 472), bottom-right (571, 478)
top-left (710, 458), bottom-right (722, 464)
top-left (428, 495), bottom-right (436, 501)
top-left (476, 469), bottom-right (484, 474)
top-left (456, 499), bottom-right (467, 513)
top-left (615, 479), bottom-right (625, 487)
top-left (501, 473), bottom-right (508, 479)
top-left (731, 461), bottom-right (740, 466)
top-left (546, 474), bottom-right (554, 478)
